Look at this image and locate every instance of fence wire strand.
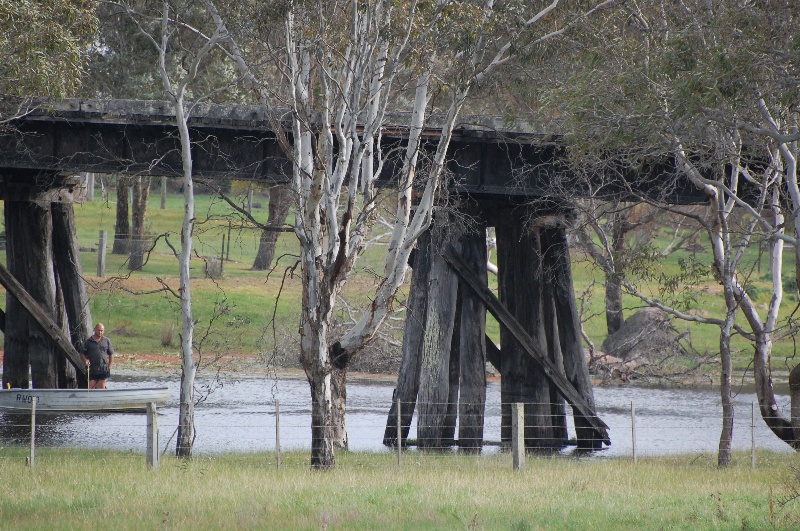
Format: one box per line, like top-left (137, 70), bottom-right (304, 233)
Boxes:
top-left (0, 397), bottom-right (792, 469)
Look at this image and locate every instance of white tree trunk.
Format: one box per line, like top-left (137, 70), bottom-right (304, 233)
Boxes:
top-left (133, 0), bottom-right (223, 457)
top-left (175, 95), bottom-right (196, 457)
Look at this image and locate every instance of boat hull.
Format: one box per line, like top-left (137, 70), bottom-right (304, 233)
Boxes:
top-left (0, 388), bottom-right (169, 413)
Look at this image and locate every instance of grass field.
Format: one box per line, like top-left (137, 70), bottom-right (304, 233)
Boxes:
top-left (0, 448), bottom-right (799, 529)
top-left (2, 186), bottom-right (799, 380)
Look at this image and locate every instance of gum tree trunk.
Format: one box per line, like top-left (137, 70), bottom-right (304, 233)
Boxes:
top-left (717, 305), bottom-right (735, 467)
top-left (175, 97), bottom-right (196, 458)
top-left (129, 176), bottom-right (152, 271)
top-left (300, 278), bottom-right (337, 468)
top-left (251, 184), bottom-right (291, 270)
top-left (604, 211), bottom-right (628, 335)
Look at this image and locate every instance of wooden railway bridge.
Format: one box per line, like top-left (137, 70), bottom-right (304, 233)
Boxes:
top-left (0, 99), bottom-right (703, 451)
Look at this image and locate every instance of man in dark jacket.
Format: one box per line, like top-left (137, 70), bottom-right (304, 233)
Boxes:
top-left (81, 323), bottom-right (114, 389)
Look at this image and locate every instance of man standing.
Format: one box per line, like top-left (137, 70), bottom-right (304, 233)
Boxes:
top-left (81, 323), bottom-right (114, 389)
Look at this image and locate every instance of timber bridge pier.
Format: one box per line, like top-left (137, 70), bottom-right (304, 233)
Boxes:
top-left (0, 99), bottom-right (702, 452)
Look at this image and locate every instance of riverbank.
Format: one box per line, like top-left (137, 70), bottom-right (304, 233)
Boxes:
top-left (112, 357), bottom-right (401, 384)
top-left (1, 348), bottom-right (773, 392)
top-left (110, 350), bottom-right (767, 390)
top-left (1, 448), bottom-right (796, 529)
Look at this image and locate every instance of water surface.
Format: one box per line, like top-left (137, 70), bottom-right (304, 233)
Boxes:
top-left (1, 373), bottom-right (792, 458)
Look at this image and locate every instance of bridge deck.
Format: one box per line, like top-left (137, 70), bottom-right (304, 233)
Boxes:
top-left (0, 98), bottom-right (703, 203)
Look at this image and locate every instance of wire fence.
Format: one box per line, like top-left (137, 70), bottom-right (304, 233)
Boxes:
top-left (0, 392), bottom-right (793, 470)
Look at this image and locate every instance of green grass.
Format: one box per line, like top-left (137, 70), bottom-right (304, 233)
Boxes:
top-left (0, 448), bottom-right (798, 529)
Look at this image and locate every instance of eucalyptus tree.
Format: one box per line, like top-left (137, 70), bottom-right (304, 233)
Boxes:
top-left (109, 0), bottom-right (230, 457)
top-left (87, 2), bottom-right (249, 270)
top-left (571, 200), bottom-right (699, 336)
top-left (203, 0), bottom-right (616, 468)
top-left (536, 0), bottom-right (800, 465)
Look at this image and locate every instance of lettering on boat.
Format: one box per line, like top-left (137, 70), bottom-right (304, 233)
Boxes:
top-left (15, 394), bottom-right (40, 404)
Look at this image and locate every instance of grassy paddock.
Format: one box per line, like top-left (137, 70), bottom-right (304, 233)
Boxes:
top-left (1, 449), bottom-right (799, 529)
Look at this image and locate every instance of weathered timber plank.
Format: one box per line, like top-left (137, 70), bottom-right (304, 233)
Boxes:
top-left (541, 244), bottom-right (568, 441)
top-left (485, 335), bottom-right (501, 373)
top-left (496, 223), bottom-right (555, 448)
top-left (52, 201), bottom-right (92, 388)
top-left (0, 262), bottom-right (87, 379)
top-left (543, 292), bottom-right (568, 441)
top-left (418, 223), bottom-right (460, 448)
top-left (543, 226), bottom-right (602, 449)
top-left (384, 230), bottom-right (432, 446)
top-left (442, 245), bottom-right (610, 444)
top-left (458, 228), bottom-right (488, 450)
top-left (3, 201), bottom-right (28, 388)
top-left (5, 198), bottom-right (58, 387)
top-left (444, 290), bottom-right (462, 447)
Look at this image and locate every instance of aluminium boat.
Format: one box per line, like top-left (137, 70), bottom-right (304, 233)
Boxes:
top-left (0, 387), bottom-right (169, 413)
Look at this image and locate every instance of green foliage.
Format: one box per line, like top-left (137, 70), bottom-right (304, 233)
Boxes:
top-left (627, 246), bottom-right (710, 313)
top-left (784, 278), bottom-right (798, 296)
top-left (0, 0), bottom-right (97, 97)
top-left (81, 2), bottom-right (245, 102)
top-left (744, 284), bottom-right (767, 303)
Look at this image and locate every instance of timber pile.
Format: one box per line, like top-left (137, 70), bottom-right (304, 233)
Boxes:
top-left (385, 212), bottom-right (610, 452)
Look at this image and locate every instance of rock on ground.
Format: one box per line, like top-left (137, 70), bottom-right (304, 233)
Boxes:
top-left (600, 307), bottom-right (686, 362)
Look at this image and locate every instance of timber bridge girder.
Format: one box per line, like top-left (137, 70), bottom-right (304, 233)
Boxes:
top-left (0, 98), bottom-right (705, 204)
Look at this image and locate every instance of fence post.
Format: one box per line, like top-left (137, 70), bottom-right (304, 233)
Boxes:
top-left (396, 398), bottom-right (402, 467)
top-left (226, 222), bottom-right (231, 261)
top-left (631, 401), bottom-right (637, 465)
top-left (146, 402), bottom-right (159, 469)
top-left (512, 402), bottom-right (524, 471)
top-left (275, 400), bottom-right (281, 469)
top-left (220, 235), bottom-right (225, 275)
top-left (751, 401), bottom-right (756, 471)
top-left (97, 230), bottom-right (107, 277)
top-left (29, 398), bottom-right (36, 468)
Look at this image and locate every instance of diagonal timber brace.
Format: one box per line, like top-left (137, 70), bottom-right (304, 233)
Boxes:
top-left (442, 245), bottom-right (610, 445)
top-left (0, 263), bottom-right (87, 379)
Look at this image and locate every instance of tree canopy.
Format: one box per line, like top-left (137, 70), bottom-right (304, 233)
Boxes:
top-left (0, 0), bottom-right (97, 98)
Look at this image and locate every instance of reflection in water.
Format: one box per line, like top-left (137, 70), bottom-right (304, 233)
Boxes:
top-left (0, 373), bottom-right (793, 457)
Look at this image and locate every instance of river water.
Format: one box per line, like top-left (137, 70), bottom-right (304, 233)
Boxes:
top-left (1, 373), bottom-right (794, 458)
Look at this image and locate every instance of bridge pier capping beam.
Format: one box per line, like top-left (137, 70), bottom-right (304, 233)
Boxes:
top-left (388, 206), bottom-right (608, 452)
